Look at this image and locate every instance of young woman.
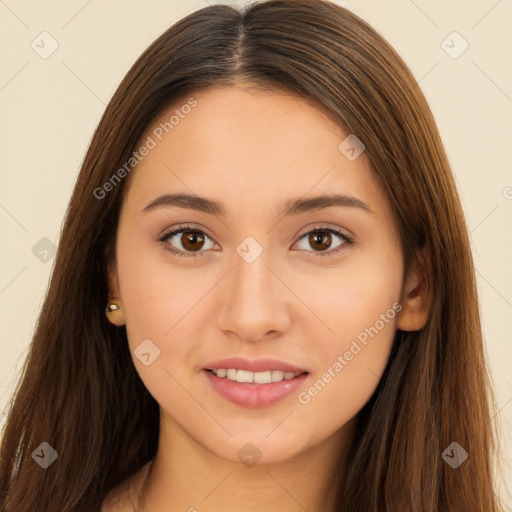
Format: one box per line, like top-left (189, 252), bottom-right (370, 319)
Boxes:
top-left (0, 1), bottom-right (503, 510)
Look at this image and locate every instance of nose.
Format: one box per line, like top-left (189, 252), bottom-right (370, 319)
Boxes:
top-left (216, 243), bottom-right (291, 343)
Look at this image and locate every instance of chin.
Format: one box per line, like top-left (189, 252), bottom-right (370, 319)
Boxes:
top-left (200, 430), bottom-right (312, 466)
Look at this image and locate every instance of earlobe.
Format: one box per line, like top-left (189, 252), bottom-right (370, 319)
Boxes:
top-left (105, 300), bottom-right (126, 326)
top-left (105, 259), bottom-right (126, 327)
top-left (397, 246), bottom-right (432, 332)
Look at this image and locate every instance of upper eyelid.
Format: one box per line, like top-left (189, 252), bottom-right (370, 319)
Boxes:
top-left (160, 224), bottom-right (217, 243)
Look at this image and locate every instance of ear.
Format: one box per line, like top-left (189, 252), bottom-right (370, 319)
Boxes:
top-left (106, 260), bottom-right (121, 298)
top-left (105, 242), bottom-right (126, 327)
top-left (397, 244), bottom-right (432, 332)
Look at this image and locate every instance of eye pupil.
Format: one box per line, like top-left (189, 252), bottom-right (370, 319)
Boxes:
top-left (310, 232), bottom-right (332, 251)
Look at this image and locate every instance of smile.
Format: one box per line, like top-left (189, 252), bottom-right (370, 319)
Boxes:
top-left (206, 368), bottom-right (303, 384)
top-left (203, 369), bottom-right (309, 408)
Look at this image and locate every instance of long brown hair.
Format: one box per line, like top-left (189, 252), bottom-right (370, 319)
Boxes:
top-left (0, 1), bottom-right (502, 510)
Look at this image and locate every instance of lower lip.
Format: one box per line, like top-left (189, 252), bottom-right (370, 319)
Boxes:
top-left (203, 370), bottom-right (309, 408)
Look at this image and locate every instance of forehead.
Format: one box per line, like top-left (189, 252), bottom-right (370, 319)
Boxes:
top-left (122, 86), bottom-right (385, 217)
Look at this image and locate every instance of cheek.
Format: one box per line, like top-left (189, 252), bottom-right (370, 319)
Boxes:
top-left (297, 239), bottom-right (402, 346)
top-left (115, 234), bottom-right (204, 387)
top-left (295, 246), bottom-right (402, 420)
top-left (295, 287), bottom-right (400, 438)
top-left (116, 230), bottom-right (198, 338)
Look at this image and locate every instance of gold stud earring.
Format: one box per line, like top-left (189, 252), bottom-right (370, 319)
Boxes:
top-left (105, 303), bottom-right (120, 315)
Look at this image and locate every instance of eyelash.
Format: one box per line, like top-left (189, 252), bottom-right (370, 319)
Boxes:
top-left (159, 224), bottom-right (355, 259)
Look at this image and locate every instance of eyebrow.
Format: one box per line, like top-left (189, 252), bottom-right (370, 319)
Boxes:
top-left (142, 192), bottom-right (373, 217)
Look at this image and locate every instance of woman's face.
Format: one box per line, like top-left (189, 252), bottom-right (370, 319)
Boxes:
top-left (110, 85), bottom-right (405, 464)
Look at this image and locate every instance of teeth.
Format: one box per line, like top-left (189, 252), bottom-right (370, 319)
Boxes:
top-left (210, 368), bottom-right (301, 383)
top-left (237, 370), bottom-right (254, 383)
top-left (254, 371), bottom-right (272, 384)
top-left (271, 370), bottom-right (284, 382)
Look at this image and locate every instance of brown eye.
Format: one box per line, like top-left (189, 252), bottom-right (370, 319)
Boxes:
top-left (161, 226), bottom-right (216, 257)
top-left (308, 231), bottom-right (333, 251)
top-left (294, 227), bottom-right (351, 256)
top-left (180, 231), bottom-right (206, 251)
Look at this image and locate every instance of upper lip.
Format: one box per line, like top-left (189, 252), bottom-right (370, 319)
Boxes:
top-left (204, 357), bottom-right (308, 374)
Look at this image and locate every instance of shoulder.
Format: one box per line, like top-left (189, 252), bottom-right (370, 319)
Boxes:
top-left (101, 461), bottom-right (153, 512)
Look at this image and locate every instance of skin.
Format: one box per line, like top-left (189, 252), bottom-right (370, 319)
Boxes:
top-left (103, 85), bottom-right (429, 512)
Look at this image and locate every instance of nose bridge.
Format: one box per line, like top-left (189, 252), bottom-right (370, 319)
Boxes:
top-left (217, 235), bottom-right (290, 340)
top-left (231, 237), bottom-right (276, 311)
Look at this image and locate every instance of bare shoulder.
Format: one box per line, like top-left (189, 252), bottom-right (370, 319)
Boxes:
top-left (101, 461), bottom-right (153, 512)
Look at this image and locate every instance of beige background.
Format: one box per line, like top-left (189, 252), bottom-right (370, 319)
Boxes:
top-left (1, 0), bottom-right (511, 507)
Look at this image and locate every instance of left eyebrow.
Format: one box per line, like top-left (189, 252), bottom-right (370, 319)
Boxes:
top-left (141, 192), bottom-right (373, 217)
top-left (142, 193), bottom-right (226, 216)
top-left (279, 194), bottom-right (373, 216)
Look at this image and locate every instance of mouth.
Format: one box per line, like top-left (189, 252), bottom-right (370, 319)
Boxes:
top-left (202, 365), bottom-right (309, 408)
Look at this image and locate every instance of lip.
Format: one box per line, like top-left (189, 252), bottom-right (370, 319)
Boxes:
top-left (203, 369), bottom-right (309, 408)
top-left (204, 357), bottom-right (308, 374)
